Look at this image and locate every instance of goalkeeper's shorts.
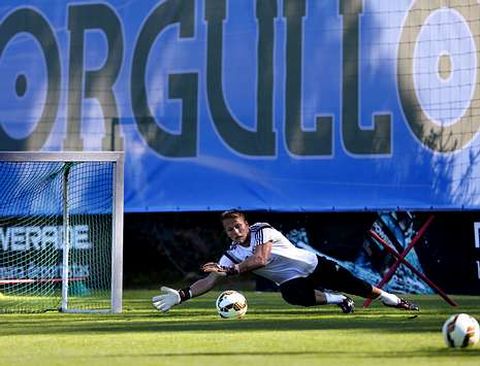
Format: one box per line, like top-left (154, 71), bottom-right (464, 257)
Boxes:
top-left (279, 255), bottom-right (373, 307)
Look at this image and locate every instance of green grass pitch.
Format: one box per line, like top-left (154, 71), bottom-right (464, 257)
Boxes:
top-left (0, 291), bottom-right (479, 366)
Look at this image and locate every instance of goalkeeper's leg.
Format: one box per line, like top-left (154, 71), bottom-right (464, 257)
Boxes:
top-left (279, 278), bottom-right (355, 313)
top-left (310, 256), bottom-right (419, 311)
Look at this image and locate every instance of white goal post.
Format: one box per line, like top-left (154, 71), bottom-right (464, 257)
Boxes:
top-left (0, 151), bottom-right (124, 313)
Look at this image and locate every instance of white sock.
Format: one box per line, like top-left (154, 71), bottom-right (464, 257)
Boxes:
top-left (325, 292), bottom-right (347, 305)
top-left (377, 290), bottom-right (400, 306)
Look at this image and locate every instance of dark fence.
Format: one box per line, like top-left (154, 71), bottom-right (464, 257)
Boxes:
top-left (123, 211), bottom-right (480, 295)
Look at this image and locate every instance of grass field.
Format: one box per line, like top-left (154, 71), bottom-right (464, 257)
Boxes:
top-left (0, 291), bottom-right (479, 366)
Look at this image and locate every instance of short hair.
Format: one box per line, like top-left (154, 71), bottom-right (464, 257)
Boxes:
top-left (220, 209), bottom-right (246, 221)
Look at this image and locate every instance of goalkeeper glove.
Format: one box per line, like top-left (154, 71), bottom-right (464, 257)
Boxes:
top-left (152, 286), bottom-right (192, 312)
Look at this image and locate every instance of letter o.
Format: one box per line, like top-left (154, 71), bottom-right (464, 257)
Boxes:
top-left (0, 8), bottom-right (60, 150)
top-left (398, 0), bottom-right (480, 152)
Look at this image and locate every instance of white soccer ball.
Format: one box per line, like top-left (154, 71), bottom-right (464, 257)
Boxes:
top-left (215, 290), bottom-right (248, 319)
top-left (442, 313), bottom-right (480, 348)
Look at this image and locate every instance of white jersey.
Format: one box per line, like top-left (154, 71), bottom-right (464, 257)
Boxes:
top-left (218, 222), bottom-right (318, 285)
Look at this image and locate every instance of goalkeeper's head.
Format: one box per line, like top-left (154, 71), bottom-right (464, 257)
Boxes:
top-left (221, 209), bottom-right (250, 244)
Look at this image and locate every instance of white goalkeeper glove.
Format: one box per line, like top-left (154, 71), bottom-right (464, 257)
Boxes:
top-left (152, 286), bottom-right (191, 312)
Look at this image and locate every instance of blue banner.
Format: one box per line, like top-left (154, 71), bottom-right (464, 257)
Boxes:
top-left (1, 0), bottom-right (480, 212)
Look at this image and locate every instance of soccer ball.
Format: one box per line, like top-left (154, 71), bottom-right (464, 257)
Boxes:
top-left (442, 313), bottom-right (480, 348)
top-left (215, 290), bottom-right (248, 319)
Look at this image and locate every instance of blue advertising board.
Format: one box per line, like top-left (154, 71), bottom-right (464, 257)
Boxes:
top-left (0, 0), bottom-right (479, 212)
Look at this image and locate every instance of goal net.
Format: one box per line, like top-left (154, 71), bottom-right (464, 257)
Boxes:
top-left (0, 152), bottom-right (123, 313)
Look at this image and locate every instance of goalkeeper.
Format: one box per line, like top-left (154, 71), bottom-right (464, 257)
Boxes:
top-left (153, 210), bottom-right (419, 314)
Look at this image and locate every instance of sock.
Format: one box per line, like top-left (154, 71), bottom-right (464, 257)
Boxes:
top-left (325, 292), bottom-right (347, 305)
top-left (377, 290), bottom-right (400, 306)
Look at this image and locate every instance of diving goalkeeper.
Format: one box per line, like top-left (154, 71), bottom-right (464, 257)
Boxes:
top-left (153, 210), bottom-right (419, 313)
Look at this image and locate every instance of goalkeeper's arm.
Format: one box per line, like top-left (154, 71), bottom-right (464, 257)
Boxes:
top-left (190, 272), bottom-right (223, 297)
top-left (152, 272), bottom-right (223, 312)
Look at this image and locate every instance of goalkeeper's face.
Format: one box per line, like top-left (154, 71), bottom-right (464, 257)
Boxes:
top-left (222, 217), bottom-right (250, 245)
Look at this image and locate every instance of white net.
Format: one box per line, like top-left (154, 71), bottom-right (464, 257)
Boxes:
top-left (0, 153), bottom-right (123, 313)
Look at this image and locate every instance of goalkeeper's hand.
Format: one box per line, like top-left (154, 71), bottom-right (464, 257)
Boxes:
top-left (201, 262), bottom-right (239, 276)
top-left (152, 286), bottom-right (182, 312)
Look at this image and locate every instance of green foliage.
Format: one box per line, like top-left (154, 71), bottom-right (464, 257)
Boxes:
top-left (0, 291), bottom-right (479, 366)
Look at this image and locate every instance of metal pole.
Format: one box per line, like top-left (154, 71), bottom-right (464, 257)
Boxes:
top-left (363, 215), bottom-right (458, 308)
top-left (61, 164), bottom-right (72, 312)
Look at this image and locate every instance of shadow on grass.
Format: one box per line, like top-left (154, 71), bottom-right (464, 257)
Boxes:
top-left (0, 313), bottom-right (450, 336)
top-left (96, 348), bottom-right (480, 359)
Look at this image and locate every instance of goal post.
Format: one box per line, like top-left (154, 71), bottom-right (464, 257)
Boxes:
top-left (0, 151), bottom-right (124, 313)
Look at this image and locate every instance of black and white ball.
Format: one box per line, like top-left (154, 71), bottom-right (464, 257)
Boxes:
top-left (215, 290), bottom-right (248, 319)
top-left (442, 313), bottom-right (480, 348)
